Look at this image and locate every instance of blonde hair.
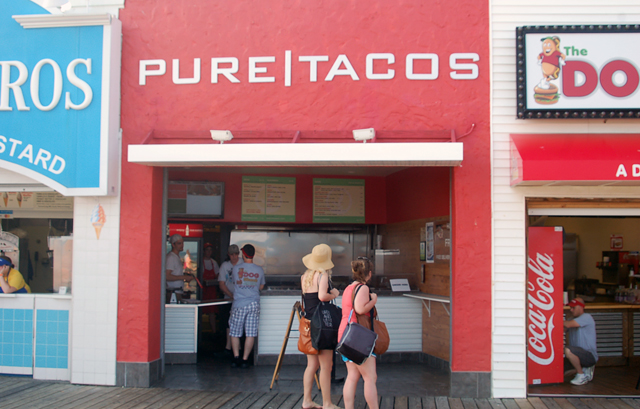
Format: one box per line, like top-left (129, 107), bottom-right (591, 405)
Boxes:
top-left (302, 268), bottom-right (332, 293)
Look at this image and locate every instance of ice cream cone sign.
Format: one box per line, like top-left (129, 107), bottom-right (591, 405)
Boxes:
top-left (16, 192), bottom-right (22, 207)
top-left (90, 204), bottom-right (106, 239)
top-left (2, 193), bottom-right (7, 207)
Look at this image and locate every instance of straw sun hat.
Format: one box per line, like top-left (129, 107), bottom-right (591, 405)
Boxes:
top-left (302, 244), bottom-right (334, 270)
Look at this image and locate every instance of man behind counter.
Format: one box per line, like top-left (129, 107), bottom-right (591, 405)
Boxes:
top-left (166, 234), bottom-right (194, 293)
top-left (564, 297), bottom-right (598, 385)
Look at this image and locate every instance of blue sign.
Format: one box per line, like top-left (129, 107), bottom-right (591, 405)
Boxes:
top-left (0, 1), bottom-right (120, 196)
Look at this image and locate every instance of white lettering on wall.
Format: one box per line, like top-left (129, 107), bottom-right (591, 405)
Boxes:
top-left (211, 58), bottom-right (240, 83)
top-left (139, 59), bottom-right (166, 86)
top-left (248, 56), bottom-right (276, 83)
top-left (325, 54), bottom-right (359, 81)
top-left (616, 164), bottom-right (628, 177)
top-left (0, 135), bottom-right (65, 175)
top-left (138, 51), bottom-right (481, 85)
top-left (527, 252), bottom-right (557, 366)
top-left (366, 53), bottom-right (395, 80)
top-left (299, 55), bottom-right (330, 82)
top-left (65, 58), bottom-right (93, 110)
top-left (172, 58), bottom-right (201, 85)
top-left (450, 53), bottom-right (479, 80)
top-left (406, 53), bottom-right (439, 80)
top-left (634, 164), bottom-right (640, 177)
top-left (0, 61), bottom-right (30, 111)
top-left (285, 50), bottom-right (292, 87)
top-left (30, 59), bottom-right (63, 111)
top-left (1, 58), bottom-right (94, 112)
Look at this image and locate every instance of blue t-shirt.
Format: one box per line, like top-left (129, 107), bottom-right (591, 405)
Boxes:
top-left (568, 312), bottom-right (598, 361)
top-left (231, 262), bottom-right (265, 309)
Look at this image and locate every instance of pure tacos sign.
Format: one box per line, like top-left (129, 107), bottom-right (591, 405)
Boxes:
top-left (516, 26), bottom-right (640, 119)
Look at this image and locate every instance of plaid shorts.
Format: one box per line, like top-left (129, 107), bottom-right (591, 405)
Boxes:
top-left (229, 301), bottom-right (260, 337)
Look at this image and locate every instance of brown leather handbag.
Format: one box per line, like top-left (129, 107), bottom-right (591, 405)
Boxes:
top-left (353, 284), bottom-right (390, 355)
top-left (298, 298), bottom-right (319, 355)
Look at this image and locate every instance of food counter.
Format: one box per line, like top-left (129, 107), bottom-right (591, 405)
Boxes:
top-left (565, 302), bottom-right (640, 366)
top-left (255, 290), bottom-right (423, 364)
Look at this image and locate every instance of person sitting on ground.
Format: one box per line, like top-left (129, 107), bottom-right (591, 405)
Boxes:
top-left (563, 297), bottom-right (598, 385)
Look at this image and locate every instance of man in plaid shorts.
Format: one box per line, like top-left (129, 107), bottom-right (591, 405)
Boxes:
top-left (229, 244), bottom-right (265, 368)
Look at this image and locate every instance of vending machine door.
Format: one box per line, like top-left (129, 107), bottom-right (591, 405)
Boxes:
top-left (527, 226), bottom-right (564, 385)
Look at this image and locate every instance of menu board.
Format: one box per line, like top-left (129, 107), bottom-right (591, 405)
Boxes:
top-left (313, 178), bottom-right (365, 223)
top-left (0, 192), bottom-right (73, 210)
top-left (167, 181), bottom-right (224, 218)
top-left (241, 176), bottom-right (296, 222)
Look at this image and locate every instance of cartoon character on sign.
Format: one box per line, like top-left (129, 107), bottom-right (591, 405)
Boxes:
top-left (534, 36), bottom-right (566, 105)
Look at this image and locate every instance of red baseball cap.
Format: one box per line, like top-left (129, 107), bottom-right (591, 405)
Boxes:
top-left (568, 299), bottom-right (585, 308)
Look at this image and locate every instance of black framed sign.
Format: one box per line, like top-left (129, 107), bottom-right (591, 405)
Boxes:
top-left (516, 25), bottom-right (640, 119)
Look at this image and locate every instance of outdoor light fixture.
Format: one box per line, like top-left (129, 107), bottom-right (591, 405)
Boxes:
top-left (352, 128), bottom-right (375, 143)
top-left (210, 130), bottom-right (234, 144)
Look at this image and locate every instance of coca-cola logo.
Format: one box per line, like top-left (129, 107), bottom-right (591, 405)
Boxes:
top-left (527, 252), bottom-right (556, 365)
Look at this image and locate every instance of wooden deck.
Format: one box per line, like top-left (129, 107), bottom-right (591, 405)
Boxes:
top-left (2, 377), bottom-right (640, 409)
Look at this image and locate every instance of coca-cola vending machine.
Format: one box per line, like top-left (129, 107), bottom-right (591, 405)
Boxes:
top-left (527, 226), bottom-right (564, 385)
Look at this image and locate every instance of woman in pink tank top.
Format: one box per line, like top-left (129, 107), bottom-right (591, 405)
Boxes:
top-left (339, 257), bottom-right (378, 409)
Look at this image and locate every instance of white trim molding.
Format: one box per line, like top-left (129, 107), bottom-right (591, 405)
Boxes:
top-left (13, 13), bottom-right (112, 28)
top-left (128, 142), bottom-right (464, 167)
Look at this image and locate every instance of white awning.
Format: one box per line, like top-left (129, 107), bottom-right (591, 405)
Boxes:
top-left (127, 142), bottom-right (463, 167)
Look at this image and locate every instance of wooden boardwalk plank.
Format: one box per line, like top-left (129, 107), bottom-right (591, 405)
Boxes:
top-left (354, 393), bottom-right (367, 409)
top-left (621, 400), bottom-right (640, 409)
top-left (33, 385), bottom-right (105, 409)
top-left (474, 399), bottom-right (493, 409)
top-left (488, 400), bottom-right (507, 409)
top-left (381, 396), bottom-right (395, 409)
top-left (408, 396), bottom-right (422, 409)
top-left (88, 387), bottom-right (156, 409)
top-left (140, 390), bottom-right (198, 409)
top-left (111, 388), bottom-right (171, 409)
top-left (436, 397), bottom-right (450, 409)
top-left (0, 379), bottom-right (50, 402)
top-left (566, 398), bottom-right (592, 409)
top-left (395, 396), bottom-right (409, 409)
top-left (201, 392), bottom-right (240, 409)
top-left (552, 398), bottom-right (577, 409)
top-left (501, 400), bottom-right (521, 409)
top-left (540, 398), bottom-right (564, 409)
top-left (65, 386), bottom-right (132, 409)
top-left (264, 392), bottom-right (291, 409)
top-left (124, 388), bottom-right (178, 409)
top-left (0, 382), bottom-right (62, 407)
top-left (247, 392), bottom-right (279, 409)
top-left (423, 397), bottom-right (437, 409)
top-left (579, 398), bottom-right (607, 409)
top-left (218, 392), bottom-right (262, 409)
top-left (597, 399), bottom-right (626, 409)
top-left (526, 398), bottom-right (549, 409)
top-left (606, 400), bottom-right (635, 409)
top-left (449, 398), bottom-right (465, 409)
top-left (462, 398), bottom-right (478, 409)
top-left (0, 378), bottom-right (26, 393)
top-left (515, 399), bottom-right (535, 409)
top-left (184, 392), bottom-right (224, 409)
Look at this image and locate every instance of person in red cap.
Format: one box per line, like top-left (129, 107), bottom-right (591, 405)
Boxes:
top-left (229, 244), bottom-right (265, 368)
top-left (564, 297), bottom-right (598, 385)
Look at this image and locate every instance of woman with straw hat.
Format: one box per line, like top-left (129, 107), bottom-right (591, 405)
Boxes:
top-left (300, 244), bottom-right (341, 409)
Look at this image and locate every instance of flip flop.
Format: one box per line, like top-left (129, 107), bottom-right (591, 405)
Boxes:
top-left (301, 405), bottom-right (322, 409)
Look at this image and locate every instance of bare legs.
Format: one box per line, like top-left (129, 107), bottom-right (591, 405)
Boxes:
top-left (302, 350), bottom-right (339, 409)
top-left (564, 347), bottom-right (583, 374)
top-left (343, 358), bottom-right (378, 409)
top-left (231, 336), bottom-right (255, 360)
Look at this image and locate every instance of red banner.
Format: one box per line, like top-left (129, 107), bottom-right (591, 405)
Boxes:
top-left (168, 223), bottom-right (203, 238)
top-left (527, 227), bottom-right (564, 385)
